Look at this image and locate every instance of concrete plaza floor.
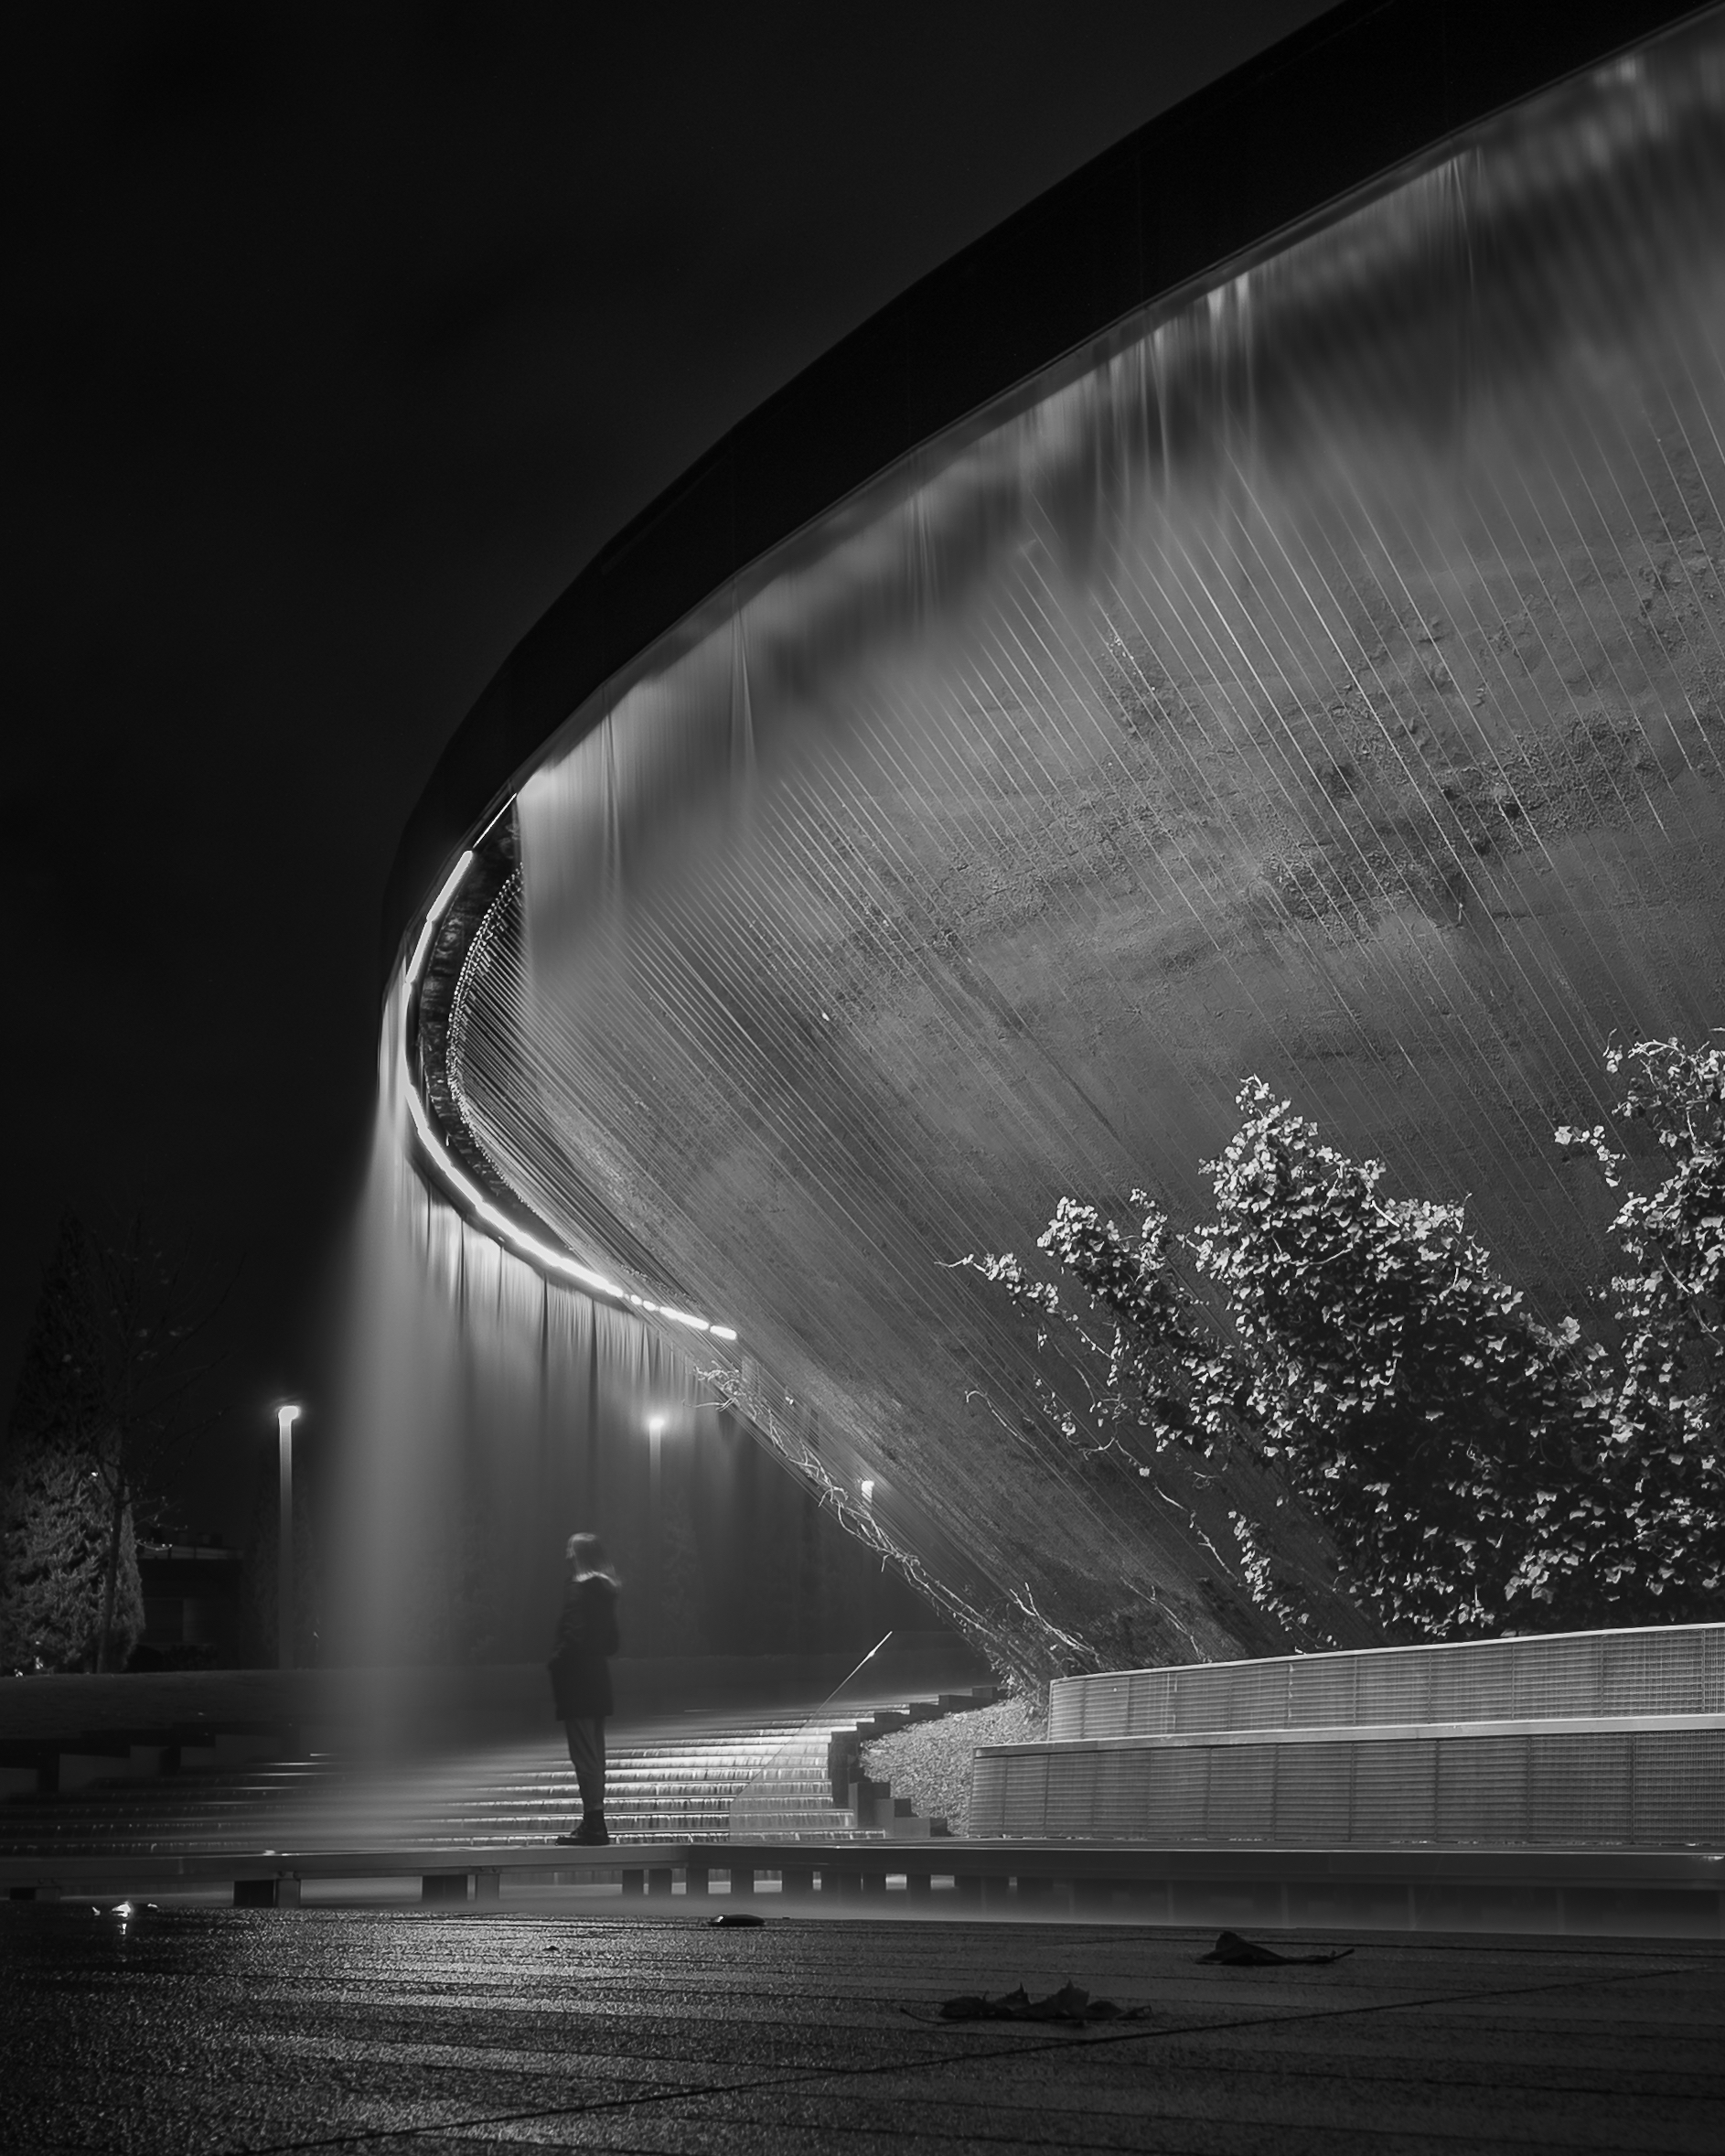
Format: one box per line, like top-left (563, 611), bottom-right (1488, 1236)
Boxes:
top-left (1, 1904), bottom-right (1720, 2153)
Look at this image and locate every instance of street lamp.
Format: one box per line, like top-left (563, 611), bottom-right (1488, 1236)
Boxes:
top-left (276, 1405), bottom-right (302, 1671)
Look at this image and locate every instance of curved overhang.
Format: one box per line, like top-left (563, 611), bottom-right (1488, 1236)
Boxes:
top-left (383, 0), bottom-right (1709, 982)
top-left (388, 0), bottom-right (1716, 1356)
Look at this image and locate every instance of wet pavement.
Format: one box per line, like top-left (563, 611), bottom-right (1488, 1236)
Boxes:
top-left (3, 1904), bottom-right (1720, 2153)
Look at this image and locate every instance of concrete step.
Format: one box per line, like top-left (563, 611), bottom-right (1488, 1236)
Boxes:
top-left (0, 1716), bottom-right (869, 1854)
top-left (0, 1688), bottom-right (991, 1855)
top-left (971, 1712), bottom-right (1725, 1848)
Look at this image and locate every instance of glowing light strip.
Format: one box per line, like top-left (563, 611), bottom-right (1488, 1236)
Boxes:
top-left (406, 850), bottom-right (476, 991)
top-left (402, 1074), bottom-right (629, 1299)
top-left (401, 842), bottom-right (739, 1344)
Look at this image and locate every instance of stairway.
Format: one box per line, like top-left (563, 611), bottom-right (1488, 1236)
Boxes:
top-left (0, 1691), bottom-right (991, 1859)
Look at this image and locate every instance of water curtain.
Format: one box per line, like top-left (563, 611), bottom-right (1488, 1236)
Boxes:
top-left (430, 15), bottom-right (1725, 1671)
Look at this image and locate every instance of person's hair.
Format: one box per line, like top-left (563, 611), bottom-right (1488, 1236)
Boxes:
top-left (565, 1531), bottom-right (607, 1576)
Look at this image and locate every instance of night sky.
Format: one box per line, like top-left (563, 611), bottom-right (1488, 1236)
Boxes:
top-left (5, 2), bottom-right (1328, 1539)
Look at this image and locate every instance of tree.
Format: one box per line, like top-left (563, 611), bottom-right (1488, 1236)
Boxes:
top-left (1557, 1035), bottom-right (1725, 1611)
top-left (0, 1212), bottom-right (229, 1674)
top-left (969, 1196), bottom-right (1249, 1467)
top-left (1194, 1081), bottom-right (1605, 1639)
top-left (974, 1049), bottom-right (1725, 1657)
top-left (965, 1191), bottom-right (1362, 1653)
top-left (0, 1426), bottom-right (143, 1673)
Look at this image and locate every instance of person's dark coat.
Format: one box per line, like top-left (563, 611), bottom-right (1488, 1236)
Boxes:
top-left (549, 1571), bottom-right (620, 1719)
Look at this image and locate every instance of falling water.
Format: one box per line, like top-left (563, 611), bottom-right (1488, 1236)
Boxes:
top-left (397, 13), bottom-right (1725, 1674)
top-left (327, 980), bottom-right (924, 1695)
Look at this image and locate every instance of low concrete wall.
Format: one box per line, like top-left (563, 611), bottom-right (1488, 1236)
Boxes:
top-left (0, 1670), bottom-right (317, 1747)
top-left (0, 1634), bottom-right (991, 1757)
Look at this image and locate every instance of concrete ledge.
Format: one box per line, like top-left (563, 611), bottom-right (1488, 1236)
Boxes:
top-left (0, 1717), bottom-right (297, 1802)
top-left (3, 1838), bottom-right (1720, 1940)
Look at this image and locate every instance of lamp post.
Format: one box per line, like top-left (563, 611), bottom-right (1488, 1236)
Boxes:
top-left (276, 1404), bottom-right (302, 1671)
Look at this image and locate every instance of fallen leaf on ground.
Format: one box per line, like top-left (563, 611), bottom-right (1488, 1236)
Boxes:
top-left (1197, 1929), bottom-right (1354, 1967)
top-left (936, 1982), bottom-right (1152, 2023)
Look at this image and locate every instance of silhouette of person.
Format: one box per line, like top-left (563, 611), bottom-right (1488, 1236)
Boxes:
top-left (550, 1531), bottom-right (621, 1845)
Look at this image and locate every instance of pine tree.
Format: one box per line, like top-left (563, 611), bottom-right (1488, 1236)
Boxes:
top-left (0, 1220), bottom-right (145, 1672)
top-left (0, 1429), bottom-right (143, 1672)
top-left (0, 1212), bottom-right (225, 1674)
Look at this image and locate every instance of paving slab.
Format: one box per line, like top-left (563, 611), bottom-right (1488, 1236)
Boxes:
top-left (2, 1904), bottom-right (1719, 2152)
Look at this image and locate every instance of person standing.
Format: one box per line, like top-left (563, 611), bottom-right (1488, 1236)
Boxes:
top-left (549, 1531), bottom-right (620, 1846)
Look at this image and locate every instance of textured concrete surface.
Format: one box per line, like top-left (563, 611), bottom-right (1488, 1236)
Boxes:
top-left (2, 1906), bottom-right (1720, 2152)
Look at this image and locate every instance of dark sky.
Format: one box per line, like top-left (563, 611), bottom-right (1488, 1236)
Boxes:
top-left (5, 0), bottom-right (1329, 1536)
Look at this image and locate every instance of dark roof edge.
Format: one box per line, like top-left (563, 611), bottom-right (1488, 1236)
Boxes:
top-left (381, 0), bottom-right (1709, 980)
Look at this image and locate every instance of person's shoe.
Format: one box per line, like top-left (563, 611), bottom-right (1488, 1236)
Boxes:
top-left (573, 1814), bottom-right (610, 1846)
top-left (553, 1831), bottom-right (584, 1846)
